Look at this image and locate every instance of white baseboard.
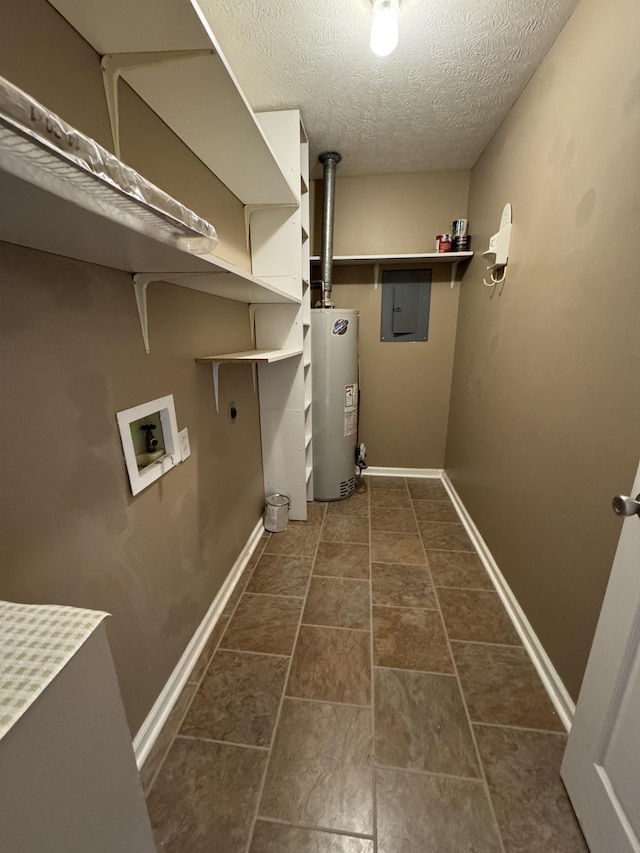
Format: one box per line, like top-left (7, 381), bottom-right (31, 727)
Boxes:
top-left (133, 518), bottom-right (265, 767)
top-left (441, 471), bottom-right (575, 731)
top-left (364, 467), bottom-right (443, 478)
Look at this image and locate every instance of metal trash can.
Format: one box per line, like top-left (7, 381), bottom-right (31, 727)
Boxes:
top-left (264, 491), bottom-right (290, 533)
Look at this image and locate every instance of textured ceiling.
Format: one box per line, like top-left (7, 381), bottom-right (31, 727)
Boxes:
top-left (199, 0), bottom-right (579, 177)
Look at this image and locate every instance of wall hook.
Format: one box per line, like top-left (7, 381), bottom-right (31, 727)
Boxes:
top-left (482, 203), bottom-right (512, 287)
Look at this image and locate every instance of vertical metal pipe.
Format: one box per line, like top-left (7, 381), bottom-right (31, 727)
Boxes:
top-left (318, 151), bottom-right (341, 307)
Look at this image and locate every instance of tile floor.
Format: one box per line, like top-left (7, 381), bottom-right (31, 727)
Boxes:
top-left (142, 476), bottom-right (589, 853)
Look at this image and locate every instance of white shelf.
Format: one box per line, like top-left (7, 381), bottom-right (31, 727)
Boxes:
top-left (196, 348), bottom-right (302, 365)
top-left (310, 252), bottom-right (474, 287)
top-left (196, 348), bottom-right (302, 414)
top-left (310, 252), bottom-right (473, 264)
top-left (137, 268), bottom-right (300, 305)
top-left (0, 84), bottom-right (300, 317)
top-left (48, 0), bottom-right (297, 205)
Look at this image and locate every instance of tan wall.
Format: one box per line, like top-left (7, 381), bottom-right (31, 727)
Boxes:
top-left (312, 172), bottom-right (470, 467)
top-left (446, 0), bottom-right (640, 700)
top-left (0, 0), bottom-right (262, 732)
top-left (329, 266), bottom-right (460, 468)
top-left (312, 172), bottom-right (470, 256)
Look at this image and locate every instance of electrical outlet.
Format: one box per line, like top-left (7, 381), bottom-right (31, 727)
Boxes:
top-left (178, 428), bottom-right (191, 462)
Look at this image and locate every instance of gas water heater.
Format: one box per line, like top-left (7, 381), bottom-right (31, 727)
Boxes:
top-left (311, 308), bottom-right (359, 501)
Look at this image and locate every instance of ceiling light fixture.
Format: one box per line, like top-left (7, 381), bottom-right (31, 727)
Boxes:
top-left (370, 0), bottom-right (399, 58)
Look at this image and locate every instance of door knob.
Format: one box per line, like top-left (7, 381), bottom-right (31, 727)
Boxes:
top-left (612, 494), bottom-right (640, 517)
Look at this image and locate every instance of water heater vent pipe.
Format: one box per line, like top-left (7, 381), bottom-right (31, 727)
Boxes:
top-left (318, 151), bottom-right (341, 308)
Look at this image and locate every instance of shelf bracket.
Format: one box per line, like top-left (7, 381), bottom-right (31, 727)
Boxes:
top-left (210, 362), bottom-right (258, 414)
top-left (450, 260), bottom-right (459, 289)
top-left (243, 203), bottom-right (298, 253)
top-left (211, 364), bottom-right (221, 414)
top-left (248, 304), bottom-right (258, 347)
top-left (134, 272), bottom-right (240, 353)
top-left (133, 273), bottom-right (159, 354)
top-left (101, 50), bottom-right (214, 158)
top-left (373, 263), bottom-right (381, 290)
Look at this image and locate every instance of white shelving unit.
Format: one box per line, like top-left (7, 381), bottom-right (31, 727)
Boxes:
top-left (0, 85), bottom-right (300, 361)
top-left (300, 130), bottom-right (313, 502)
top-left (2, 2), bottom-right (313, 522)
top-left (250, 111), bottom-right (311, 519)
top-left (311, 251), bottom-right (474, 287)
top-left (47, 0), bottom-right (297, 206)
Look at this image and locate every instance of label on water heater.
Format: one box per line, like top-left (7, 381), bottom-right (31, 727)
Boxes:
top-left (332, 318), bottom-right (349, 335)
top-left (344, 384), bottom-right (358, 436)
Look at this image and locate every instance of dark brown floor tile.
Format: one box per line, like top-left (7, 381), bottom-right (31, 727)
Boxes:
top-left (246, 554), bottom-right (313, 597)
top-left (418, 521), bottom-right (474, 551)
top-left (406, 478), bottom-right (448, 501)
top-left (303, 576), bottom-right (370, 629)
top-left (437, 588), bottom-right (521, 645)
top-left (371, 531), bottom-right (426, 565)
top-left (366, 475), bottom-right (407, 490)
top-left (370, 489), bottom-right (411, 509)
top-left (412, 499), bottom-right (458, 523)
top-left (291, 501), bottom-right (327, 525)
top-left (221, 593), bottom-right (302, 655)
top-left (370, 507), bottom-right (418, 534)
top-left (371, 562), bottom-right (437, 609)
top-left (427, 550), bottom-right (493, 590)
top-left (287, 625), bottom-right (371, 705)
top-left (326, 492), bottom-right (370, 517)
top-left (222, 561), bottom-right (258, 616)
top-left (259, 698), bottom-right (373, 834)
top-left (322, 515), bottom-right (369, 544)
top-left (147, 738), bottom-right (267, 853)
top-left (376, 767), bottom-right (502, 853)
top-left (453, 642), bottom-right (564, 731)
top-left (263, 524), bottom-right (321, 556)
top-left (188, 617), bottom-right (230, 683)
top-left (375, 668), bottom-right (479, 777)
top-left (475, 725), bottom-right (587, 853)
top-left (141, 683), bottom-right (197, 796)
top-left (250, 820), bottom-right (374, 852)
top-left (373, 606), bottom-right (453, 673)
top-left (180, 651), bottom-right (288, 747)
top-left (313, 542), bottom-right (370, 579)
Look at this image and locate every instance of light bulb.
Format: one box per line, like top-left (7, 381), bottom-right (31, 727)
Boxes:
top-left (370, 0), bottom-right (399, 58)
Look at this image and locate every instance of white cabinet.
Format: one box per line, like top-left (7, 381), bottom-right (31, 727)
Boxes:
top-left (0, 622), bottom-right (156, 852)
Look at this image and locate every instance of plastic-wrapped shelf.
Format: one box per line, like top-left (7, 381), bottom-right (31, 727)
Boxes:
top-left (0, 75), bottom-right (218, 270)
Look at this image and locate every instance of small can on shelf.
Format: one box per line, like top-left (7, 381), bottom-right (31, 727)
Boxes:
top-left (435, 234), bottom-right (452, 253)
top-left (452, 219), bottom-right (470, 251)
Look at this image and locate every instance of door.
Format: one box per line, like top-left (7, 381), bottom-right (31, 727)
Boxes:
top-left (561, 459), bottom-right (640, 852)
